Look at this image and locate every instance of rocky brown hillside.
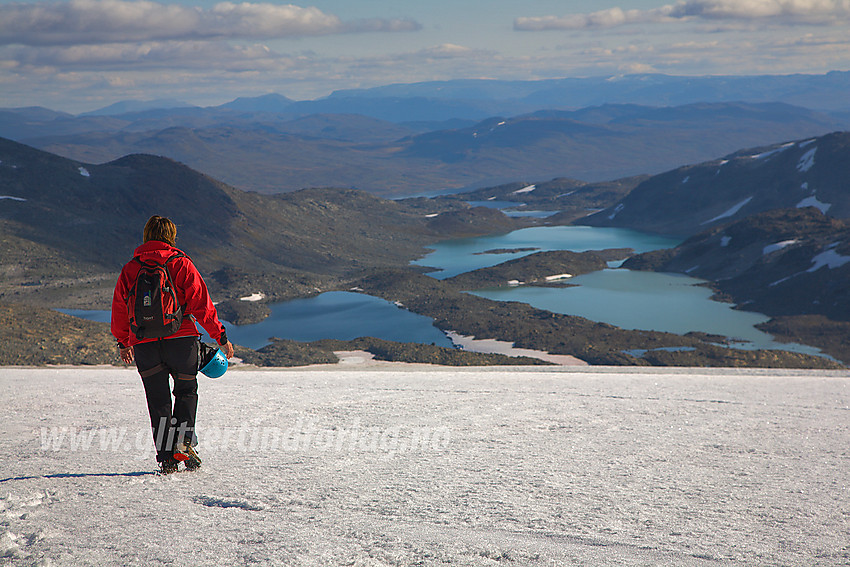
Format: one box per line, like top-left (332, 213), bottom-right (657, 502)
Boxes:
top-left (0, 302), bottom-right (116, 365)
top-left (0, 137), bottom-right (518, 311)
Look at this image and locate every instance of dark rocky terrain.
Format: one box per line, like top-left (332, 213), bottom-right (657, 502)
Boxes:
top-left (584, 132), bottom-right (850, 236)
top-left (0, 302), bottom-right (116, 365)
top-left (445, 249), bottom-right (630, 290)
top-left (239, 337), bottom-right (550, 367)
top-left (0, 136), bottom-right (520, 312)
top-left (430, 176), bottom-right (647, 225)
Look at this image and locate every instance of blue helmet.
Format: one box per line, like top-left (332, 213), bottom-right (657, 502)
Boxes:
top-left (199, 342), bottom-right (228, 378)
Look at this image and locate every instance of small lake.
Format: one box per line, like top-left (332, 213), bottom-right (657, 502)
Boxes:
top-left (471, 270), bottom-right (822, 354)
top-left (61, 292), bottom-right (453, 351)
top-left (412, 225), bottom-right (680, 279)
top-left (218, 292), bottom-right (452, 350)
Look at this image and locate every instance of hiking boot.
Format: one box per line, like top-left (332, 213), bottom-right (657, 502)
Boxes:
top-left (173, 440), bottom-right (202, 471)
top-left (157, 457), bottom-right (180, 476)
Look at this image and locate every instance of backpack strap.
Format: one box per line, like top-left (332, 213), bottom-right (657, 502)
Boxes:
top-left (163, 252), bottom-right (188, 313)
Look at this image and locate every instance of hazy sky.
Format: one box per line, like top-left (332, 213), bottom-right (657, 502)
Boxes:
top-left (2, 0), bottom-right (850, 112)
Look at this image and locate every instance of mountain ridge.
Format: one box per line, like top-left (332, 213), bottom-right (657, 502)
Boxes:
top-left (583, 131), bottom-right (850, 236)
top-left (0, 137), bottom-right (512, 310)
top-left (6, 102), bottom-right (846, 196)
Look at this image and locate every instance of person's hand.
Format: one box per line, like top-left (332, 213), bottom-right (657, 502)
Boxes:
top-left (119, 346), bottom-right (134, 364)
top-left (221, 341), bottom-right (235, 359)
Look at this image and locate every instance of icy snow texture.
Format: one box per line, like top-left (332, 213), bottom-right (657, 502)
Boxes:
top-left (750, 143), bottom-right (794, 160)
top-left (796, 148), bottom-right (817, 172)
top-left (807, 249), bottom-right (850, 272)
top-left (608, 203), bottom-right (624, 220)
top-left (763, 240), bottom-right (798, 255)
top-left (796, 196), bottom-right (832, 214)
top-left (2, 366), bottom-right (849, 566)
top-left (701, 197), bottom-right (752, 225)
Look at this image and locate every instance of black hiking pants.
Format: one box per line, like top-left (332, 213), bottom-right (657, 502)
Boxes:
top-left (134, 336), bottom-right (199, 462)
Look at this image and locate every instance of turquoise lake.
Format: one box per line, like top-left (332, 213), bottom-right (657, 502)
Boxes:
top-left (412, 225), bottom-right (680, 279)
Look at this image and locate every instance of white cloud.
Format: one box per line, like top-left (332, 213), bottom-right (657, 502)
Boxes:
top-left (515, 0), bottom-right (850, 31)
top-left (12, 41), bottom-right (291, 72)
top-left (515, 8), bottom-right (664, 31)
top-left (417, 44), bottom-right (476, 59)
top-left (0, 0), bottom-right (421, 46)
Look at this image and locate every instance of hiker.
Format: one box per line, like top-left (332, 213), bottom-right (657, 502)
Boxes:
top-left (111, 215), bottom-right (234, 475)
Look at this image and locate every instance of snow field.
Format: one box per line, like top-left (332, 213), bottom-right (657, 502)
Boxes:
top-left (1, 366), bottom-right (848, 566)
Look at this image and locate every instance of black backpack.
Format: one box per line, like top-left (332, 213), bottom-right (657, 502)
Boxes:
top-left (126, 252), bottom-right (186, 339)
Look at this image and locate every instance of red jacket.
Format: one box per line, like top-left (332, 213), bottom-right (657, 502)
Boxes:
top-left (111, 241), bottom-right (227, 348)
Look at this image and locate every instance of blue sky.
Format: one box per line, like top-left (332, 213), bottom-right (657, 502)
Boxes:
top-left (2, 0), bottom-right (850, 112)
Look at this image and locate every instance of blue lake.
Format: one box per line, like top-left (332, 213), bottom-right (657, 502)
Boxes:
top-left (61, 291), bottom-right (453, 351)
top-left (218, 292), bottom-right (452, 350)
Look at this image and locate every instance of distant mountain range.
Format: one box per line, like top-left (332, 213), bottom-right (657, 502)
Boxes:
top-left (80, 99), bottom-right (196, 116)
top-left (322, 72), bottom-right (850, 113)
top-left (2, 102), bottom-right (846, 196)
top-left (78, 71), bottom-right (850, 118)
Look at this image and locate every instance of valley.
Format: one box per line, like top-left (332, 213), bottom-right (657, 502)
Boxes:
top-left (2, 83), bottom-right (850, 369)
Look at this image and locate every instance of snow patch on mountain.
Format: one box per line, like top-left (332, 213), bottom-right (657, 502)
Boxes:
top-left (796, 195), bottom-right (831, 214)
top-left (751, 143), bottom-right (794, 161)
top-left (807, 248), bottom-right (850, 272)
top-left (78, 167), bottom-right (90, 177)
top-left (239, 293), bottom-right (265, 302)
top-left (512, 185), bottom-right (536, 195)
top-left (702, 197), bottom-right (752, 225)
top-left (608, 203), bottom-right (624, 220)
top-left (0, 195), bottom-right (26, 201)
top-left (720, 236), bottom-right (732, 247)
top-left (763, 240), bottom-right (798, 255)
top-left (796, 148), bottom-right (817, 173)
